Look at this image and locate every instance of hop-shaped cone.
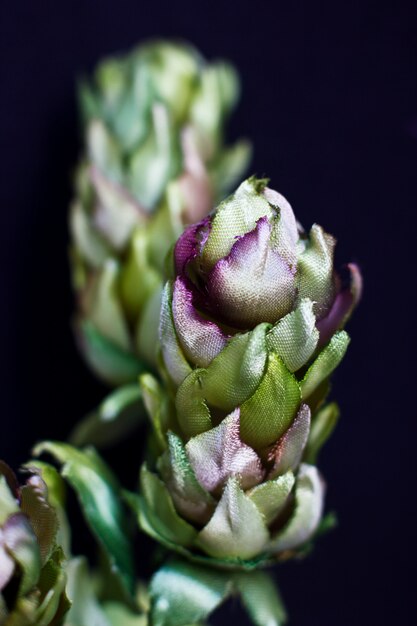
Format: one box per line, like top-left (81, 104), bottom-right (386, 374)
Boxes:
top-left (134, 177), bottom-right (361, 566)
top-left (70, 40), bottom-right (251, 385)
top-left (0, 462), bottom-right (69, 624)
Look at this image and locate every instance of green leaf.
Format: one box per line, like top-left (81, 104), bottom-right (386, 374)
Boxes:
top-left (138, 464), bottom-right (197, 546)
top-left (79, 320), bottom-right (147, 386)
top-left (149, 558), bottom-right (232, 626)
top-left (267, 299), bottom-right (319, 372)
top-left (301, 331), bottom-right (350, 400)
top-left (233, 570), bottom-right (287, 626)
top-left (304, 402), bottom-right (340, 464)
top-left (202, 324), bottom-right (269, 412)
top-left (175, 369), bottom-right (212, 439)
top-left (69, 384), bottom-right (145, 449)
top-left (33, 442), bottom-right (135, 595)
top-left (240, 352), bottom-right (301, 449)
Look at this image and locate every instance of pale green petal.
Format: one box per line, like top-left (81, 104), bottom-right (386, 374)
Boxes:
top-left (78, 320), bottom-right (145, 386)
top-left (305, 402), bottom-right (340, 464)
top-left (197, 477), bottom-right (269, 559)
top-left (139, 465), bottom-right (197, 546)
top-left (0, 476), bottom-right (19, 524)
top-left (202, 178), bottom-right (272, 270)
top-left (268, 464), bottom-right (324, 553)
top-left (240, 353), bottom-right (301, 450)
top-left (296, 224), bottom-right (336, 318)
top-left (70, 200), bottom-right (110, 268)
top-left (135, 285), bottom-right (163, 368)
top-left (65, 556), bottom-right (112, 626)
top-left (267, 299), bottom-right (319, 372)
top-left (175, 369), bottom-right (212, 439)
top-left (202, 323), bottom-right (269, 412)
top-left (162, 432), bottom-right (215, 524)
top-left (140, 374), bottom-right (170, 451)
top-left (91, 167), bottom-right (145, 250)
top-left (87, 119), bottom-right (123, 181)
top-left (85, 259), bottom-right (131, 352)
top-left (248, 472), bottom-right (295, 525)
top-left (301, 331), bottom-right (350, 400)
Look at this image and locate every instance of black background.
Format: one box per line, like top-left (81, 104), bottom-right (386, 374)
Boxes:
top-left (1, 1), bottom-right (416, 624)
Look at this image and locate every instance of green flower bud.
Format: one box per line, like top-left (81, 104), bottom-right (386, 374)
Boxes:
top-left (70, 40), bottom-right (251, 386)
top-left (132, 177), bottom-right (361, 567)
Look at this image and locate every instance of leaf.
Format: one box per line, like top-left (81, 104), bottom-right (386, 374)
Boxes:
top-left (69, 384), bottom-right (145, 449)
top-left (149, 558), bottom-right (232, 626)
top-left (233, 570), bottom-right (287, 626)
top-left (33, 442), bottom-right (135, 595)
top-left (300, 331), bottom-right (350, 400)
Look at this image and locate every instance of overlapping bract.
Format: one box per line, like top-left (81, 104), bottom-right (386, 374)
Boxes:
top-left (70, 40), bottom-right (251, 385)
top-left (0, 462), bottom-right (69, 625)
top-left (135, 177), bottom-right (361, 566)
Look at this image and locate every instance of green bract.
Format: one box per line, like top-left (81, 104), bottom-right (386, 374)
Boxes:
top-left (70, 40), bottom-right (251, 385)
top-left (132, 177), bottom-right (361, 567)
top-left (0, 461), bottom-right (70, 625)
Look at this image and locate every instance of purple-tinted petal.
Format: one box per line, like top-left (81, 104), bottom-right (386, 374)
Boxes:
top-left (174, 218), bottom-right (211, 276)
top-left (317, 263), bottom-right (362, 346)
top-left (185, 408), bottom-right (265, 493)
top-left (172, 277), bottom-right (227, 367)
top-left (268, 404), bottom-right (311, 478)
top-left (207, 217), bottom-right (296, 328)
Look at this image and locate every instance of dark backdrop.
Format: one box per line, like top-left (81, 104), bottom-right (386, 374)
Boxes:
top-left (1, 1), bottom-right (416, 624)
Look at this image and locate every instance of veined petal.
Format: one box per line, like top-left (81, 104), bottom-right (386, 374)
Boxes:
top-left (197, 477), bottom-right (269, 559)
top-left (248, 471), bottom-right (295, 526)
top-left (159, 282), bottom-right (192, 386)
top-left (240, 353), bottom-right (301, 450)
top-left (175, 369), bottom-right (212, 439)
top-left (202, 323), bottom-right (269, 412)
top-left (268, 404), bottom-right (311, 478)
top-left (185, 409), bottom-right (264, 493)
top-left (317, 263), bottom-right (363, 346)
top-left (172, 277), bottom-right (227, 367)
top-left (267, 299), bottom-right (319, 372)
top-left (268, 464), bottom-right (324, 553)
top-left (207, 217), bottom-right (296, 327)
